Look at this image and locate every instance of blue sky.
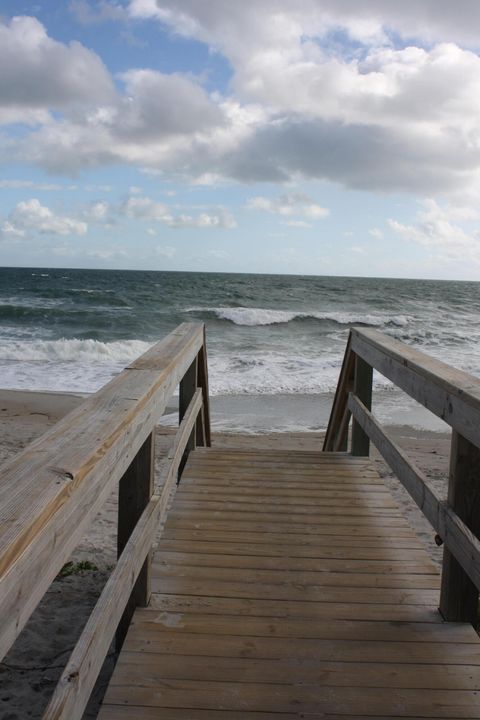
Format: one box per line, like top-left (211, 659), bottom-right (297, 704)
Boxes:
top-left (1, 1), bottom-right (480, 279)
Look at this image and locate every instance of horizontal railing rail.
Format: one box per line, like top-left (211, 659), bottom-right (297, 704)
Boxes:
top-left (0, 322), bottom-right (211, 720)
top-left (324, 327), bottom-right (480, 625)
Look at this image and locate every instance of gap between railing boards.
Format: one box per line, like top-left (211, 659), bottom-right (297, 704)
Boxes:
top-left (324, 327), bottom-right (480, 627)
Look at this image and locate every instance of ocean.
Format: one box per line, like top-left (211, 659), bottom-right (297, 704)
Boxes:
top-left (1, 267), bottom-right (479, 432)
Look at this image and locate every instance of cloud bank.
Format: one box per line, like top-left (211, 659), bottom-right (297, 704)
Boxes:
top-left (2, 4), bottom-right (480, 198)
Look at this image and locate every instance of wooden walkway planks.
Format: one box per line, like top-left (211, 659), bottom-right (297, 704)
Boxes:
top-left (99, 448), bottom-right (480, 719)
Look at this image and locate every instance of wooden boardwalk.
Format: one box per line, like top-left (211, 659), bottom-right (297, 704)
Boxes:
top-left (99, 446), bottom-right (480, 719)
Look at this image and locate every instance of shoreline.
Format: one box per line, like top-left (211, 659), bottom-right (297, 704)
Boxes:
top-left (0, 388), bottom-right (451, 719)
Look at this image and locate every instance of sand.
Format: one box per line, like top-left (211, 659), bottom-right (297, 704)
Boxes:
top-left (0, 389), bottom-right (451, 720)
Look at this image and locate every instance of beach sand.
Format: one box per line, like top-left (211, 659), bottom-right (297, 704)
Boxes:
top-left (0, 389), bottom-right (451, 719)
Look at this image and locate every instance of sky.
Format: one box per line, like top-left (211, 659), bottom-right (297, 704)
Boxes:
top-left (1, 1), bottom-right (480, 279)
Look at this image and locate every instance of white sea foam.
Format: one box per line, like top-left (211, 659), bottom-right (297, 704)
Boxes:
top-left (0, 338), bottom-right (154, 392)
top-left (207, 352), bottom-right (393, 396)
top-left (186, 306), bottom-right (411, 327)
top-left (0, 338), bottom-right (152, 364)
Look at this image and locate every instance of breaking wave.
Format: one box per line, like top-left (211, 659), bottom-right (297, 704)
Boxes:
top-left (186, 306), bottom-right (411, 328)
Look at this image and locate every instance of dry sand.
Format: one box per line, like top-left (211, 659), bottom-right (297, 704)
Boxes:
top-left (0, 389), bottom-right (451, 719)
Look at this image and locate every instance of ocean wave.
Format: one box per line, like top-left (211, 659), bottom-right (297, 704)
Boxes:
top-left (0, 338), bottom-right (152, 364)
top-left (207, 352), bottom-right (392, 395)
top-left (0, 338), bottom-right (390, 396)
top-left (186, 306), bottom-right (411, 328)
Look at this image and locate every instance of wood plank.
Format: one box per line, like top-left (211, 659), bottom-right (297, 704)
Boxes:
top-left (162, 528), bottom-right (425, 549)
top-left (98, 709), bottom-right (465, 720)
top-left (166, 514), bottom-right (413, 534)
top-left (110, 650), bottom-right (480, 688)
top-left (193, 447), bottom-right (366, 459)
top-left (99, 708), bottom-right (297, 720)
top-left (148, 593), bottom-right (443, 623)
top-left (177, 484), bottom-right (391, 499)
top-left (100, 678), bottom-right (480, 717)
top-left (129, 608), bottom-right (476, 642)
top-left (157, 538), bottom-right (432, 559)
top-left (155, 549), bottom-right (438, 574)
top-left (181, 476), bottom-right (385, 490)
top-left (123, 626), bottom-right (480, 663)
top-left (176, 487), bottom-right (396, 506)
top-left (153, 563), bottom-right (441, 590)
top-left (173, 498), bottom-right (401, 517)
top-left (168, 505), bottom-right (407, 524)
top-left (192, 462), bottom-right (370, 473)
top-left (150, 576), bottom-right (439, 605)
top-left (189, 456), bottom-right (375, 467)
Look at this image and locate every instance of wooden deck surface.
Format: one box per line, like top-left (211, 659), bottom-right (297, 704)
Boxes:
top-left (99, 445), bottom-right (480, 719)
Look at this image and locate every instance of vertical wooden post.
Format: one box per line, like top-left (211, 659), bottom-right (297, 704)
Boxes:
top-left (178, 357), bottom-right (197, 479)
top-left (116, 432), bottom-right (154, 651)
top-left (439, 431), bottom-right (480, 623)
top-left (197, 327), bottom-right (212, 447)
top-left (351, 354), bottom-right (373, 456)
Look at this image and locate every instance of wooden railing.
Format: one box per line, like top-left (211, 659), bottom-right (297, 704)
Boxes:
top-left (324, 327), bottom-right (480, 625)
top-left (0, 322), bottom-right (211, 720)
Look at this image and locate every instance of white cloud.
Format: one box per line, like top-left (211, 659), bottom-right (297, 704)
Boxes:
top-left (7, 198), bottom-right (87, 236)
top-left (0, 221), bottom-right (26, 240)
top-left (118, 69), bottom-right (224, 139)
top-left (86, 247), bottom-right (128, 259)
top-left (121, 196), bottom-right (169, 220)
top-left (248, 194), bottom-right (329, 220)
top-left (208, 249), bottom-right (229, 259)
top-left (0, 179), bottom-right (62, 190)
top-left (121, 196), bottom-right (236, 229)
top-left (85, 201), bottom-right (110, 221)
top-left (156, 245), bottom-right (175, 258)
top-left (284, 220), bottom-right (312, 228)
top-left (123, 2), bottom-right (480, 195)
top-left (369, 227), bottom-right (384, 239)
top-left (128, 1), bottom-right (480, 58)
top-left (69, 0), bottom-right (128, 25)
top-left (163, 210), bottom-right (237, 229)
top-left (389, 199), bottom-right (480, 263)
top-left (0, 16), bottom-right (115, 124)
top-left (4, 7), bottom-right (480, 197)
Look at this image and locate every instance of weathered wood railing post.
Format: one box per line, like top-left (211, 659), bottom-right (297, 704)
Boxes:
top-left (196, 328), bottom-right (211, 447)
top-left (116, 432), bottom-right (154, 650)
top-left (179, 356), bottom-right (198, 479)
top-left (351, 355), bottom-right (373, 456)
top-left (323, 332), bottom-right (355, 452)
top-left (439, 431), bottom-right (480, 623)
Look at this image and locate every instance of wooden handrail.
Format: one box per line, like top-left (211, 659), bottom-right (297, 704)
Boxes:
top-left (0, 322), bottom-right (210, 662)
top-left (350, 327), bottom-right (480, 446)
top-left (349, 395), bottom-right (480, 592)
top-left (42, 389), bottom-right (203, 720)
top-left (325, 327), bottom-right (480, 624)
